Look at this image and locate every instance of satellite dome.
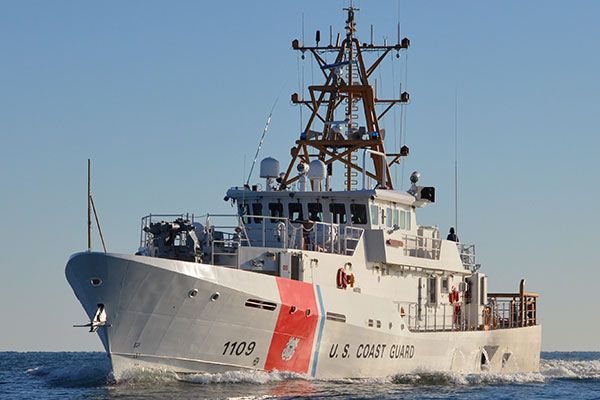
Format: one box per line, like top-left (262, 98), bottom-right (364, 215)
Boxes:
top-left (260, 157), bottom-right (280, 179)
top-left (308, 160), bottom-right (326, 180)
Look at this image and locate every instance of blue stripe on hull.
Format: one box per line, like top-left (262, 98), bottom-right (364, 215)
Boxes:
top-left (311, 285), bottom-right (326, 377)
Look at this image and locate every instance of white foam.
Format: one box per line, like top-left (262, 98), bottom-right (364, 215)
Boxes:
top-left (540, 358), bottom-right (600, 380)
top-left (176, 369), bottom-right (305, 385)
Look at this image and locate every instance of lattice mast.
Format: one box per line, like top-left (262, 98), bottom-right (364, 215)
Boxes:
top-left (280, 6), bottom-right (410, 191)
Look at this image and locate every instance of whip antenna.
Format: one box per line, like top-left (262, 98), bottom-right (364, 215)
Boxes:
top-left (454, 90), bottom-right (459, 235)
top-left (87, 159), bottom-right (107, 252)
top-left (245, 96), bottom-right (280, 186)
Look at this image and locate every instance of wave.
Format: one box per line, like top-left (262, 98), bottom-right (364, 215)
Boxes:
top-left (391, 371), bottom-right (545, 386)
top-left (24, 354), bottom-right (600, 388)
top-left (26, 362), bottom-right (111, 388)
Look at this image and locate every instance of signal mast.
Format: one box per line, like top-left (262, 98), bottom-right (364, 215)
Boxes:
top-left (280, 6), bottom-right (411, 191)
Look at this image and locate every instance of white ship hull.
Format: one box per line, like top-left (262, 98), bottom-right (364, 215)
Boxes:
top-left (66, 253), bottom-right (541, 380)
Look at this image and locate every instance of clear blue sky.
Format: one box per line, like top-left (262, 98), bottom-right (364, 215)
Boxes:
top-left (0, 0), bottom-right (598, 351)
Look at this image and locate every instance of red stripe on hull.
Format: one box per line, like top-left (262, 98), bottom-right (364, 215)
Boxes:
top-left (264, 278), bottom-right (319, 374)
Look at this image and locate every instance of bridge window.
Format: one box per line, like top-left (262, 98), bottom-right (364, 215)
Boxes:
top-left (329, 203), bottom-right (347, 224)
top-left (252, 203), bottom-right (263, 224)
top-left (393, 209), bottom-right (399, 227)
top-left (386, 207), bottom-right (393, 227)
top-left (350, 203), bottom-right (367, 224)
top-left (288, 203), bottom-right (304, 222)
top-left (268, 203), bottom-right (283, 222)
top-left (308, 203), bottom-right (323, 222)
top-left (400, 209), bottom-right (412, 230)
top-left (370, 204), bottom-right (380, 226)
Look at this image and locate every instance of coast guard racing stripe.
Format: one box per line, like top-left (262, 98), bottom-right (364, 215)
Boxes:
top-left (264, 278), bottom-right (319, 374)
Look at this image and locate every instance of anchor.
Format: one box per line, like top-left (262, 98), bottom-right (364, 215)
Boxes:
top-left (73, 303), bottom-right (110, 332)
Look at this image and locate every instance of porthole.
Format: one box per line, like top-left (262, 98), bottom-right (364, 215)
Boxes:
top-left (90, 278), bottom-right (102, 287)
top-left (305, 309), bottom-right (311, 316)
top-left (210, 292), bottom-right (220, 302)
top-left (188, 289), bottom-right (199, 298)
top-left (290, 306), bottom-right (297, 314)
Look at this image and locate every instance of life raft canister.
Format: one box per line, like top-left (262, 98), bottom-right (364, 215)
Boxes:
top-left (336, 268), bottom-right (347, 289)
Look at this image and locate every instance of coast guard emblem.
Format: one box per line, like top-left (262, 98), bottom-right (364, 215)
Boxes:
top-left (281, 337), bottom-right (300, 361)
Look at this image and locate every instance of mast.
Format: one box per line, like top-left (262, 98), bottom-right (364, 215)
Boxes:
top-left (280, 6), bottom-right (411, 191)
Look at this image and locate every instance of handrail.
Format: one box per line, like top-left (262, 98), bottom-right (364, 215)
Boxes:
top-left (205, 213), bottom-right (365, 260)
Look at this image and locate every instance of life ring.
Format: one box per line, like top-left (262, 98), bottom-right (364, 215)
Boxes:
top-left (336, 268), bottom-right (347, 289)
top-left (347, 273), bottom-right (355, 288)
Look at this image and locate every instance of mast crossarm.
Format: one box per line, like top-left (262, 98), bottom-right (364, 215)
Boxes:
top-left (292, 44), bottom-right (406, 52)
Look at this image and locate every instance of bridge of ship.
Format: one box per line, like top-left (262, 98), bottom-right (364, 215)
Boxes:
top-left (139, 188), bottom-right (477, 271)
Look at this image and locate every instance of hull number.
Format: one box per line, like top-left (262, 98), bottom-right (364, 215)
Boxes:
top-left (222, 341), bottom-right (256, 356)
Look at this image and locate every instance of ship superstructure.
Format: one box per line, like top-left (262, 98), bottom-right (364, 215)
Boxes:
top-left (66, 7), bottom-right (541, 379)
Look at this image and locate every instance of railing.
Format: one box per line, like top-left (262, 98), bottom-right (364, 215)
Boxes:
top-left (230, 214), bottom-right (364, 256)
top-left (140, 213), bottom-right (365, 264)
top-left (401, 234), bottom-right (442, 260)
top-left (396, 280), bottom-right (539, 332)
top-left (487, 295), bottom-right (538, 328)
top-left (397, 302), bottom-right (461, 332)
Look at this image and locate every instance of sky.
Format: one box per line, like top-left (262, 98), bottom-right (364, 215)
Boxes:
top-left (0, 0), bottom-right (598, 352)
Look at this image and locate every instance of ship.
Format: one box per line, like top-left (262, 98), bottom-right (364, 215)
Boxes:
top-left (66, 6), bottom-right (541, 380)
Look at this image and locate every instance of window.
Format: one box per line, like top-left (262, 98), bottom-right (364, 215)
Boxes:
top-left (350, 204), bottom-right (367, 224)
top-left (268, 202), bottom-right (283, 222)
top-left (442, 277), bottom-right (450, 293)
top-left (393, 209), bottom-right (399, 227)
top-left (308, 203), bottom-right (323, 222)
top-left (239, 203), bottom-right (250, 224)
top-left (329, 203), bottom-right (347, 224)
top-left (370, 204), bottom-right (380, 225)
top-left (399, 209), bottom-right (412, 230)
top-left (288, 203), bottom-right (304, 222)
top-left (252, 203), bottom-right (263, 224)
top-left (386, 207), bottom-right (393, 228)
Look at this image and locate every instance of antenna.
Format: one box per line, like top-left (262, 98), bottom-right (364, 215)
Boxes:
top-left (245, 96), bottom-right (280, 186)
top-left (86, 159), bottom-right (107, 252)
top-left (454, 90), bottom-right (459, 236)
top-left (87, 159), bottom-right (91, 252)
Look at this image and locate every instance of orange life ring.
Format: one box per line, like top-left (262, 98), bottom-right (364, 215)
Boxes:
top-left (347, 273), bottom-right (355, 288)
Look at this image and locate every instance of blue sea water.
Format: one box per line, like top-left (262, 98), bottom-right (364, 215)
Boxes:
top-left (0, 352), bottom-right (598, 399)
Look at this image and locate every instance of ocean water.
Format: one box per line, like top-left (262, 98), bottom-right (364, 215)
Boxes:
top-left (1, 352), bottom-right (598, 399)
